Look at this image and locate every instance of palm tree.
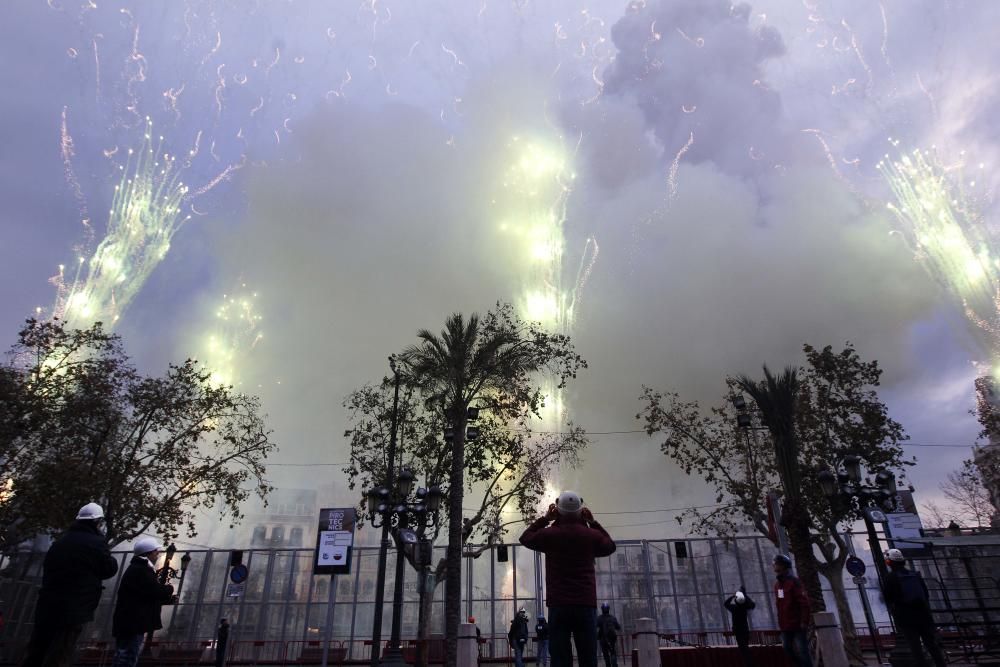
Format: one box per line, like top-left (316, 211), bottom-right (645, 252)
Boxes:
top-left (735, 366), bottom-right (826, 614)
top-left (400, 306), bottom-right (573, 667)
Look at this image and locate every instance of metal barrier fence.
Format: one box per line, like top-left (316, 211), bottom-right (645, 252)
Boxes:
top-left (0, 534), bottom-right (888, 663)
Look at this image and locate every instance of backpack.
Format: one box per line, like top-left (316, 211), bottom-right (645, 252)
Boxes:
top-left (897, 570), bottom-right (927, 605)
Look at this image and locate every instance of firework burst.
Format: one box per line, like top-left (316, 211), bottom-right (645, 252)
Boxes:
top-left (200, 284), bottom-right (263, 388)
top-left (878, 142), bottom-right (997, 363)
top-left (54, 117), bottom-right (190, 329)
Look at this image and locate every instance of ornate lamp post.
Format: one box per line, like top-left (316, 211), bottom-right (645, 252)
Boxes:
top-left (817, 456), bottom-right (914, 666)
top-left (364, 469), bottom-right (443, 667)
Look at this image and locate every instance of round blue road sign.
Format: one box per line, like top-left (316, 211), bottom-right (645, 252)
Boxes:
top-left (845, 555), bottom-right (866, 577)
top-left (230, 563), bottom-right (249, 584)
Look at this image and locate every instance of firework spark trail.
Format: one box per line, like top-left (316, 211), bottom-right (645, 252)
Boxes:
top-left (879, 143), bottom-right (997, 362)
top-left (668, 132), bottom-right (694, 200)
top-left (56, 117), bottom-right (190, 328)
top-left (200, 284), bottom-right (264, 388)
top-left (498, 136), bottom-right (596, 431)
top-left (61, 107), bottom-right (89, 224)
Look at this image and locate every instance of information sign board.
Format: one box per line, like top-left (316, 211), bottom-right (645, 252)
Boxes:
top-left (313, 507), bottom-right (356, 575)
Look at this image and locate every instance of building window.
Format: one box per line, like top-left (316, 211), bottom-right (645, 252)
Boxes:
top-left (657, 554), bottom-right (666, 569)
top-left (252, 526), bottom-right (267, 546)
top-left (271, 526), bottom-right (285, 545)
top-left (290, 527), bottom-right (304, 546)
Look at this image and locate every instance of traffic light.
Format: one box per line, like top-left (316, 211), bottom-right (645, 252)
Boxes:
top-left (230, 550), bottom-right (244, 567)
top-left (497, 544), bottom-right (508, 562)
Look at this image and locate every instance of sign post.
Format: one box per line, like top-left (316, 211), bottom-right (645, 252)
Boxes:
top-left (314, 508), bottom-right (357, 576)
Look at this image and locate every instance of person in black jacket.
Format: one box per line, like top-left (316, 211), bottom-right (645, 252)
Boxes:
top-left (596, 603), bottom-right (621, 667)
top-left (508, 609), bottom-right (529, 667)
top-left (21, 502), bottom-right (119, 667)
top-left (724, 587), bottom-right (756, 666)
top-left (110, 537), bottom-right (175, 667)
top-left (535, 614), bottom-right (549, 667)
top-left (882, 549), bottom-right (946, 667)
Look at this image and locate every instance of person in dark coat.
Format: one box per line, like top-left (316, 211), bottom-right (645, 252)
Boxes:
top-left (882, 549), bottom-right (946, 667)
top-left (596, 603), bottom-right (621, 667)
top-left (111, 537), bottom-right (175, 667)
top-left (535, 614), bottom-right (549, 667)
top-left (215, 619), bottom-right (230, 667)
top-left (21, 502), bottom-right (119, 667)
top-left (724, 587), bottom-right (756, 666)
top-left (508, 609), bottom-right (529, 667)
top-left (519, 491), bottom-right (616, 667)
top-left (772, 555), bottom-right (812, 667)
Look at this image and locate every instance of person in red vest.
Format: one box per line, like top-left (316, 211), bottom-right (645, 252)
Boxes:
top-left (772, 554), bottom-right (812, 667)
top-left (519, 491), bottom-right (616, 667)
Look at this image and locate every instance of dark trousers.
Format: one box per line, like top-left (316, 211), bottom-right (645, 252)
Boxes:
top-left (899, 620), bottom-right (946, 667)
top-left (20, 624), bottom-right (83, 667)
top-left (599, 638), bottom-right (617, 667)
top-left (780, 630), bottom-right (813, 667)
top-left (734, 630), bottom-right (754, 667)
top-left (548, 606), bottom-right (597, 667)
top-left (110, 634), bottom-right (145, 667)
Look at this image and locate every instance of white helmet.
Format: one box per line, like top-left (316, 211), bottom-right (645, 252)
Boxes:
top-left (76, 503), bottom-right (105, 521)
top-left (885, 548), bottom-right (905, 563)
top-left (735, 591), bottom-right (746, 604)
top-left (556, 490), bottom-right (583, 515)
top-left (133, 536), bottom-right (161, 556)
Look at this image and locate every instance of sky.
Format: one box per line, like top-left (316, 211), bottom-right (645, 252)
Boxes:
top-left (1, 0), bottom-right (998, 541)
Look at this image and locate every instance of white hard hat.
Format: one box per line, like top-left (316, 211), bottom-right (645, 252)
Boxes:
top-left (735, 591), bottom-right (746, 604)
top-left (556, 490), bottom-right (583, 515)
top-left (885, 548), bottom-right (905, 563)
top-left (76, 503), bottom-right (105, 520)
top-left (133, 537), bottom-right (161, 556)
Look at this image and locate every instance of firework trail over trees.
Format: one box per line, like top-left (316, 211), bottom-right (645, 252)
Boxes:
top-left (3, 0), bottom-right (1000, 526)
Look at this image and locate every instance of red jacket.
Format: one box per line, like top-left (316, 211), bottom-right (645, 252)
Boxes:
top-left (774, 573), bottom-right (811, 631)
top-left (519, 514), bottom-right (616, 607)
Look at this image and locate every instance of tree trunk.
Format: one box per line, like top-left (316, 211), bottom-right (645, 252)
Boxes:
top-left (416, 570), bottom-right (436, 667)
top-left (822, 564), bottom-right (866, 666)
top-left (783, 499), bottom-right (826, 614)
top-left (444, 414), bottom-right (467, 667)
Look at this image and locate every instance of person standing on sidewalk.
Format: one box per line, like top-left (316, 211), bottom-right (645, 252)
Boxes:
top-left (882, 549), bottom-right (946, 667)
top-left (215, 618), bottom-right (230, 667)
top-left (535, 614), bottom-right (549, 667)
top-left (724, 587), bottom-right (756, 666)
top-left (508, 609), bottom-right (529, 667)
top-left (21, 503), bottom-right (119, 667)
top-left (110, 537), bottom-right (175, 667)
top-left (772, 554), bottom-right (812, 667)
top-left (519, 491), bottom-right (616, 667)
top-left (596, 603), bottom-right (621, 667)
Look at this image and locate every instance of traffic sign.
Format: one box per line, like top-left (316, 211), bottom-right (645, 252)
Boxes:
top-left (845, 555), bottom-right (866, 577)
top-left (229, 563), bottom-right (249, 584)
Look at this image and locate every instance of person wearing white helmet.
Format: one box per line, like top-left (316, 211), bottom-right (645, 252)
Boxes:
top-left (519, 490), bottom-right (616, 667)
top-left (724, 586), bottom-right (756, 666)
top-left (882, 549), bottom-right (946, 666)
top-left (110, 537), bottom-right (176, 667)
top-left (21, 503), bottom-right (119, 667)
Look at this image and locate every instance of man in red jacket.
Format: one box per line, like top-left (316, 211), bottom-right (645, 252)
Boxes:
top-left (519, 491), bottom-right (616, 667)
top-left (772, 554), bottom-right (813, 667)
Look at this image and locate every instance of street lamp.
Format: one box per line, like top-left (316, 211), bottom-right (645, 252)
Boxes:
top-left (817, 457), bottom-right (908, 666)
top-left (731, 395), bottom-right (785, 552)
top-left (369, 356), bottom-right (405, 667)
top-left (363, 469), bottom-right (442, 667)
